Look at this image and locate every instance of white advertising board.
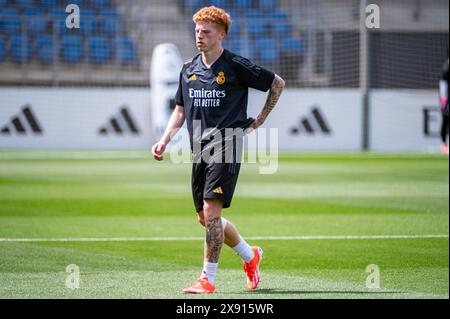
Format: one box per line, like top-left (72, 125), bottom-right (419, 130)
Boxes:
top-left (247, 89), bottom-right (362, 151)
top-left (370, 90), bottom-right (442, 152)
top-left (1, 88), bottom-right (442, 152)
top-left (0, 88), bottom-right (153, 149)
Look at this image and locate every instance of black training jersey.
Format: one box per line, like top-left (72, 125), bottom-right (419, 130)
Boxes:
top-left (175, 49), bottom-right (275, 149)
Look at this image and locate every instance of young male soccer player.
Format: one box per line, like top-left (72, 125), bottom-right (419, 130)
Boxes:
top-left (152, 6), bottom-right (285, 294)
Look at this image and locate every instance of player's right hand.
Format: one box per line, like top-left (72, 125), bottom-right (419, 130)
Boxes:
top-left (152, 142), bottom-right (166, 161)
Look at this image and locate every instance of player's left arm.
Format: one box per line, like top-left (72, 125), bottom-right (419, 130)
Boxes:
top-left (249, 74), bottom-right (285, 131)
top-left (439, 78), bottom-right (448, 113)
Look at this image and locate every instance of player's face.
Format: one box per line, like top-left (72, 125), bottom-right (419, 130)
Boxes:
top-left (195, 22), bottom-right (225, 52)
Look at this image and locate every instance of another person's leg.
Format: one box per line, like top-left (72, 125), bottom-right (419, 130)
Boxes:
top-left (441, 112), bottom-right (449, 153)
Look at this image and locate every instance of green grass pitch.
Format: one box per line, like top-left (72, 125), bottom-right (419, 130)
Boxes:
top-left (0, 151), bottom-right (448, 299)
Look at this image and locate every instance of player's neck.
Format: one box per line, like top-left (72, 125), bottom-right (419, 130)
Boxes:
top-left (201, 47), bottom-right (224, 68)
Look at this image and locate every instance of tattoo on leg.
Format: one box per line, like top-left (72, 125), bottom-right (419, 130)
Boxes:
top-left (205, 216), bottom-right (224, 263)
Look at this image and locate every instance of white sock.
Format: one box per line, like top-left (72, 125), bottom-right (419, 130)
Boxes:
top-left (232, 237), bottom-right (254, 263)
top-left (201, 261), bottom-right (218, 284)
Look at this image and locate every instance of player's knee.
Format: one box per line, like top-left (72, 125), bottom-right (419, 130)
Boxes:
top-left (203, 200), bottom-right (222, 219)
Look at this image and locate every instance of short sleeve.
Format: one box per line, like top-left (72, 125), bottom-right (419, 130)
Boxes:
top-left (175, 72), bottom-right (184, 106)
top-left (231, 56), bottom-right (275, 92)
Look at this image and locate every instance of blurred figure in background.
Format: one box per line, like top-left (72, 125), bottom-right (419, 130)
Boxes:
top-left (439, 55), bottom-right (449, 154)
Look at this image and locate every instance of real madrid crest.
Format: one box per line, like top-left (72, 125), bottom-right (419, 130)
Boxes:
top-left (216, 72), bottom-right (225, 85)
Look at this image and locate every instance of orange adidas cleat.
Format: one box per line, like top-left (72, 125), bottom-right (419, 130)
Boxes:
top-left (243, 246), bottom-right (263, 290)
top-left (182, 276), bottom-right (216, 294)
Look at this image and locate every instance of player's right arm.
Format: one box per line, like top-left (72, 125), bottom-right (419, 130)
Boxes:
top-left (439, 62), bottom-right (449, 113)
top-left (152, 105), bottom-right (185, 161)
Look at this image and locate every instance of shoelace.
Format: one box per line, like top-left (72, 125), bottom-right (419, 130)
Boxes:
top-left (192, 277), bottom-right (208, 288)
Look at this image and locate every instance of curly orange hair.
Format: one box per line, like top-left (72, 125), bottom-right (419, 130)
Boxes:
top-left (193, 6), bottom-right (232, 34)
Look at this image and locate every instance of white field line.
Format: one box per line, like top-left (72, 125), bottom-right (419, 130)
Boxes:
top-left (0, 151), bottom-right (149, 160)
top-left (0, 234), bottom-right (448, 242)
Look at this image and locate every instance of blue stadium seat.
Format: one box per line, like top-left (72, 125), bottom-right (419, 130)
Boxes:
top-left (15, 0), bottom-right (36, 9)
top-left (88, 36), bottom-right (111, 64)
top-left (49, 7), bottom-right (70, 34)
top-left (210, 0), bottom-right (227, 8)
top-left (248, 20), bottom-right (265, 38)
top-left (269, 11), bottom-right (289, 21)
top-left (0, 35), bottom-right (5, 63)
top-left (281, 38), bottom-right (305, 54)
top-left (99, 9), bottom-right (120, 34)
top-left (91, 0), bottom-right (112, 8)
top-left (234, 0), bottom-right (252, 10)
top-left (80, 9), bottom-right (98, 35)
top-left (49, 7), bottom-right (67, 17)
top-left (62, 0), bottom-right (85, 6)
top-left (24, 7), bottom-right (48, 35)
top-left (183, 0), bottom-right (203, 13)
top-left (40, 0), bottom-right (61, 6)
top-left (222, 37), bottom-right (232, 50)
top-left (282, 38), bottom-right (304, 56)
top-left (272, 21), bottom-right (291, 37)
top-left (60, 34), bottom-right (84, 63)
top-left (245, 10), bottom-right (264, 20)
top-left (258, 0), bottom-right (277, 12)
top-left (228, 38), bottom-right (254, 61)
top-left (115, 36), bottom-right (136, 65)
top-left (0, 0), bottom-right (7, 7)
top-left (226, 9), bottom-right (239, 20)
top-left (99, 9), bottom-right (119, 17)
top-left (47, 0), bottom-right (84, 12)
top-left (102, 18), bottom-right (121, 34)
top-left (245, 11), bottom-right (266, 38)
top-left (268, 11), bottom-right (290, 36)
top-left (0, 8), bottom-right (21, 34)
top-left (256, 38), bottom-right (279, 65)
top-left (35, 35), bottom-right (54, 64)
top-left (10, 35), bottom-right (33, 63)
top-left (228, 20), bottom-right (240, 36)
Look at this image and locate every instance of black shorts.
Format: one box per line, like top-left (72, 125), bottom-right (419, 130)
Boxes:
top-left (191, 161), bottom-right (241, 213)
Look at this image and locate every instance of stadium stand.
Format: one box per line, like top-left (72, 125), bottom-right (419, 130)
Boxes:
top-left (115, 36), bottom-right (136, 65)
top-left (0, 0), bottom-right (300, 84)
top-left (35, 34), bottom-right (54, 64)
top-left (0, 0), bottom-right (138, 68)
top-left (0, 8), bottom-right (21, 34)
top-left (60, 34), bottom-right (84, 63)
top-left (10, 34), bottom-right (33, 63)
top-left (24, 7), bottom-right (48, 35)
top-left (0, 0), bottom-right (448, 87)
top-left (0, 34), bottom-right (5, 62)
